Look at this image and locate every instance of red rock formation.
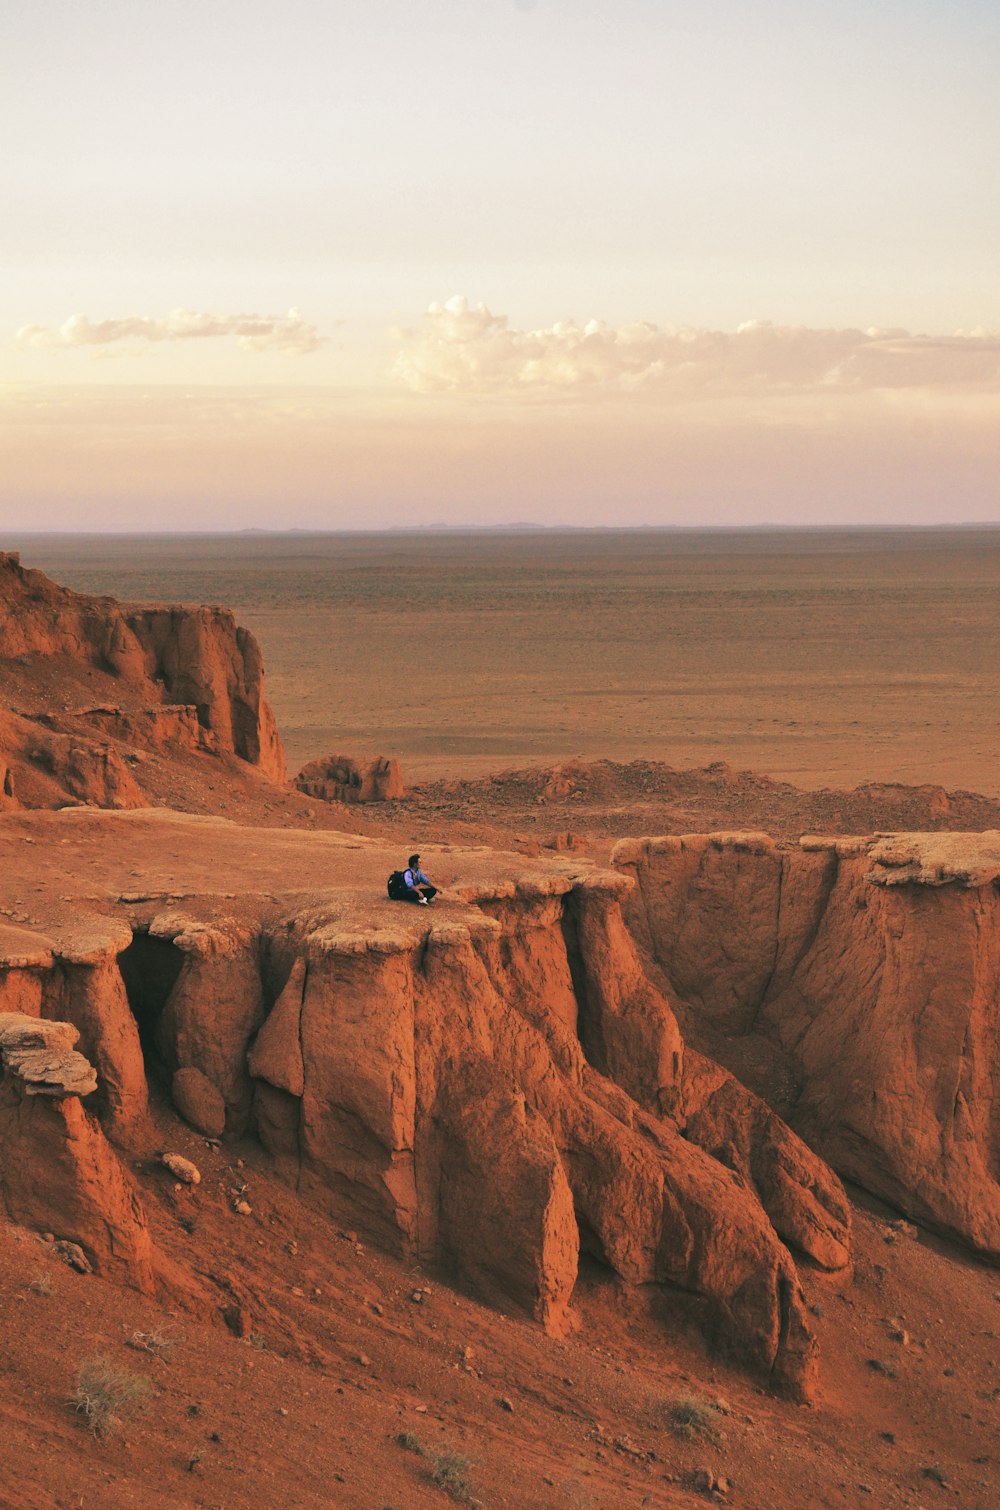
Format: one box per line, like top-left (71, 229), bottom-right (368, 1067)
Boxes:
top-left (295, 753), bottom-right (404, 804)
top-left (172, 1066), bottom-right (226, 1137)
top-left (0, 551), bottom-right (286, 808)
top-left (132, 605), bottom-right (285, 780)
top-left (615, 831), bottom-right (1000, 1259)
top-left (126, 880), bottom-right (846, 1396)
top-left (0, 926), bottom-right (55, 1015)
top-left (0, 1014), bottom-right (155, 1291)
top-left (58, 928), bottom-right (151, 1144)
top-left (0, 752), bottom-right (15, 811)
top-left (75, 703), bottom-right (222, 756)
top-left (23, 727), bottom-right (146, 808)
top-left (0, 1013), bottom-right (97, 1097)
top-left (0, 816), bottom-right (853, 1399)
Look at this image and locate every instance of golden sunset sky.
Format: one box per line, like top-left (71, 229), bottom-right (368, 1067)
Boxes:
top-left (2, 0), bottom-right (998, 528)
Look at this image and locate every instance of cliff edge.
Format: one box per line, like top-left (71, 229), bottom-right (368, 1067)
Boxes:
top-left (616, 830), bottom-right (1000, 1258)
top-left (0, 811), bottom-right (854, 1401)
top-left (0, 551), bottom-right (286, 810)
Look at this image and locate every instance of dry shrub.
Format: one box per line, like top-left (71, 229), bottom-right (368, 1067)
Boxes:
top-left (431, 1448), bottom-right (477, 1503)
top-left (663, 1393), bottom-right (720, 1444)
top-left (68, 1355), bottom-right (150, 1437)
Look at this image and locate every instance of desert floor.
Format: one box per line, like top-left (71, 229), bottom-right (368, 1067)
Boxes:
top-left (14, 527), bottom-right (1000, 794)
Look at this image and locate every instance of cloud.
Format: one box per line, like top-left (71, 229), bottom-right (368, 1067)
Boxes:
top-left (16, 307), bottom-right (322, 356)
top-left (392, 297), bottom-right (1000, 398)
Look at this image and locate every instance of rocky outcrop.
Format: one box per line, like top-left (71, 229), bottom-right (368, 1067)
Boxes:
top-left (0, 1011), bottom-right (155, 1290)
top-left (75, 703), bottom-right (223, 757)
top-left (615, 831), bottom-right (1000, 1259)
top-left (0, 1013), bottom-right (97, 1097)
top-left (295, 753), bottom-right (404, 804)
top-left (0, 813), bottom-right (855, 1398)
top-left (0, 552), bottom-right (287, 807)
top-left (130, 605), bottom-right (285, 781)
top-left (165, 880), bottom-right (847, 1396)
top-left (23, 726), bottom-right (146, 808)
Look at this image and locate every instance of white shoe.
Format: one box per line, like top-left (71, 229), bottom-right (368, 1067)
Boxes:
top-left (418, 896), bottom-right (429, 905)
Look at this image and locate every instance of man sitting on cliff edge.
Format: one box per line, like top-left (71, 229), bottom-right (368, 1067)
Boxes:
top-left (396, 853), bottom-right (437, 905)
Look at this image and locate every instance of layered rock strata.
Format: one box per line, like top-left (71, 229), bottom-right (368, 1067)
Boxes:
top-left (0, 811), bottom-right (853, 1399)
top-left (0, 552), bottom-right (286, 807)
top-left (0, 1010), bottom-right (155, 1290)
top-left (615, 831), bottom-right (1000, 1259)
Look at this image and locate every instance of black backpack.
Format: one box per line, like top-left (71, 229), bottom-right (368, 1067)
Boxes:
top-left (387, 870), bottom-right (407, 900)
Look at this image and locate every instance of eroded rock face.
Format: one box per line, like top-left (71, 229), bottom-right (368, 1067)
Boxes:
top-left (615, 831), bottom-right (1000, 1259)
top-left (0, 1012), bottom-right (155, 1290)
top-left (295, 754), bottom-right (404, 804)
top-left (0, 1013), bottom-right (97, 1096)
top-left (0, 551), bottom-right (287, 807)
top-left (172, 1066), bottom-right (226, 1138)
top-left (25, 732), bottom-right (145, 809)
top-left (0, 816), bottom-right (853, 1399)
top-left (130, 881), bottom-right (846, 1397)
top-left (0, 755), bottom-right (16, 811)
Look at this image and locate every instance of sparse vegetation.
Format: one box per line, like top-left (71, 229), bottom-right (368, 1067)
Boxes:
top-left (395, 1431), bottom-right (424, 1454)
top-left (28, 1272), bottom-right (51, 1295)
top-left (430, 1448), bottom-right (477, 1503)
top-left (662, 1393), bottom-right (721, 1444)
top-left (245, 1331), bottom-right (269, 1351)
top-left (68, 1355), bottom-right (150, 1437)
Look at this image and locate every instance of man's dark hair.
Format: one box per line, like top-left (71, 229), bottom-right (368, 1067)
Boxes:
top-left (408, 853), bottom-right (420, 867)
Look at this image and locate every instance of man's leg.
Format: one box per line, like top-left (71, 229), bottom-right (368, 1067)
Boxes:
top-left (418, 885), bottom-right (437, 902)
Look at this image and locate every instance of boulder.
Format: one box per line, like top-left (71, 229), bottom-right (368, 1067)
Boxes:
top-left (151, 915), bottom-right (264, 1137)
top-left (161, 1152), bottom-right (201, 1185)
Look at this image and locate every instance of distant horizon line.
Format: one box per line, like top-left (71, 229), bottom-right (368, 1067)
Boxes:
top-left (6, 521), bottom-right (1000, 539)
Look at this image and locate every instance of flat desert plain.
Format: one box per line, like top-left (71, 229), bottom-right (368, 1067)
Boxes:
top-left (13, 527), bottom-right (1000, 793)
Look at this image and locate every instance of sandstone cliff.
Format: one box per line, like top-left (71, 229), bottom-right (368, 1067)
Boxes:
top-left (0, 812), bottom-right (853, 1400)
top-left (615, 830), bottom-right (1000, 1259)
top-left (0, 551), bottom-right (286, 808)
top-left (0, 1011), bottom-right (155, 1291)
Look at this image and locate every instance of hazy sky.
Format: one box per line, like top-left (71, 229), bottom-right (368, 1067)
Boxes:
top-left (2, 0), bottom-right (998, 528)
